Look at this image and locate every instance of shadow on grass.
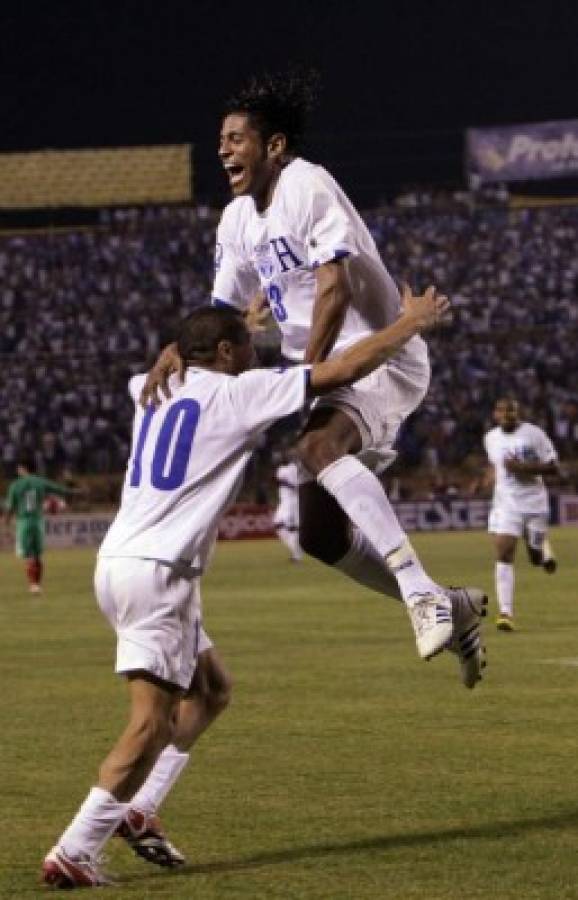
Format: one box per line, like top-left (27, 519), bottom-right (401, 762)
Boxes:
top-left (123, 807), bottom-right (578, 883)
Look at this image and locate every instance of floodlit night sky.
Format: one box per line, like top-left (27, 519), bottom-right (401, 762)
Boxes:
top-left (2, 1), bottom-right (577, 205)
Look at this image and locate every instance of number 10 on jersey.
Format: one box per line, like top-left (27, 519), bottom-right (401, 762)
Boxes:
top-left (130, 399), bottom-right (200, 491)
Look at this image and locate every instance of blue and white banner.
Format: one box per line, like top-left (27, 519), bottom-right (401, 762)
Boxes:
top-left (466, 119), bottom-right (578, 184)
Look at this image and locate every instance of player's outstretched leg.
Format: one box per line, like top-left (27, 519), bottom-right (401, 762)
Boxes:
top-left (299, 465), bottom-right (489, 680)
top-left (299, 476), bottom-right (452, 661)
top-left (298, 410), bottom-right (451, 656)
top-left (42, 674), bottom-right (178, 888)
top-left (117, 647), bottom-right (232, 868)
top-left (333, 526), bottom-right (486, 685)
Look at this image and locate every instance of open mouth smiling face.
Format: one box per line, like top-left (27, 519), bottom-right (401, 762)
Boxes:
top-left (223, 161), bottom-right (247, 190)
top-left (219, 113), bottom-right (271, 198)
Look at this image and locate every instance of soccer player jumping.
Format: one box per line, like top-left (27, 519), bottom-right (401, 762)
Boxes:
top-left (146, 69), bottom-right (487, 687)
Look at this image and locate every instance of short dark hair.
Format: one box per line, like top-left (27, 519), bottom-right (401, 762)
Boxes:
top-left (177, 305), bottom-right (249, 362)
top-left (224, 67), bottom-right (319, 152)
top-left (18, 457), bottom-right (35, 473)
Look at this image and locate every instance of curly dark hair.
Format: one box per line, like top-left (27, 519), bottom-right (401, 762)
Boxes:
top-left (223, 67), bottom-right (320, 152)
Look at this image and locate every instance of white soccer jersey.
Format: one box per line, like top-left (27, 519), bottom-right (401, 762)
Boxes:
top-left (99, 366), bottom-right (309, 565)
top-left (484, 422), bottom-right (557, 515)
top-left (213, 157), bottom-right (427, 370)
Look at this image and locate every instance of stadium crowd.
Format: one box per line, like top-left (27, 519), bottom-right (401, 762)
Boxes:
top-left (1, 197), bottom-right (577, 490)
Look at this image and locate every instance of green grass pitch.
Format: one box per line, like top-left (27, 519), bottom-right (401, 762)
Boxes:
top-left (1, 527), bottom-right (578, 899)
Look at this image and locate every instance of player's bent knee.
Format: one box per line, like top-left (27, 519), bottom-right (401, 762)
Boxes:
top-left (128, 711), bottom-right (174, 755)
top-left (296, 431), bottom-right (343, 477)
top-left (196, 664), bottom-right (232, 715)
top-left (208, 682), bottom-right (232, 716)
top-left (188, 652), bottom-right (234, 715)
top-left (206, 665), bottom-right (233, 715)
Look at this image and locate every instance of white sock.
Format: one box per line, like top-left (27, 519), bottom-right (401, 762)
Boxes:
top-left (335, 527), bottom-right (401, 601)
top-left (317, 456), bottom-right (405, 557)
top-left (384, 540), bottom-right (442, 605)
top-left (58, 786), bottom-right (128, 861)
top-left (496, 561), bottom-right (515, 617)
top-left (542, 538), bottom-right (554, 562)
top-left (276, 526), bottom-right (303, 561)
top-left (129, 745), bottom-right (190, 817)
top-left (318, 456), bottom-right (439, 605)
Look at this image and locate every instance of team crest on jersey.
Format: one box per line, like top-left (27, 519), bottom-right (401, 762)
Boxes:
top-left (254, 243), bottom-right (275, 279)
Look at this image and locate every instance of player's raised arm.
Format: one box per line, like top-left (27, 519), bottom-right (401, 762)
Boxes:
top-left (304, 260), bottom-right (352, 363)
top-left (140, 343), bottom-right (186, 407)
top-left (309, 285), bottom-right (448, 394)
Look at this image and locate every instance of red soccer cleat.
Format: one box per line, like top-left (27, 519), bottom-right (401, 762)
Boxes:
top-left (42, 846), bottom-right (111, 889)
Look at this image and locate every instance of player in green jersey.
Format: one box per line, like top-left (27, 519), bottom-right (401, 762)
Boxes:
top-left (4, 460), bottom-right (72, 593)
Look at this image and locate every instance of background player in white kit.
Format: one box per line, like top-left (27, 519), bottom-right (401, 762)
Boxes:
top-left (273, 452), bottom-right (303, 562)
top-left (484, 397), bottom-right (559, 631)
top-left (43, 293), bottom-right (448, 889)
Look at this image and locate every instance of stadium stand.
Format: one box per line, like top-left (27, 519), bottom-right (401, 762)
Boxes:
top-left (1, 190), bottom-right (577, 499)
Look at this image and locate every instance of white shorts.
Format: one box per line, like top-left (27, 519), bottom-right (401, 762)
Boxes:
top-left (488, 507), bottom-right (549, 541)
top-left (313, 355), bottom-right (430, 473)
top-left (94, 556), bottom-right (213, 691)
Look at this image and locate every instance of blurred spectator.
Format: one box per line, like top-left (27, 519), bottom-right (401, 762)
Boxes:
top-left (1, 197), bottom-right (577, 484)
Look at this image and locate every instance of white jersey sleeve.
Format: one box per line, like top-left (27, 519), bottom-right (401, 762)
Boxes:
top-left (229, 366), bottom-right (310, 435)
top-left (301, 170), bottom-right (361, 268)
top-left (128, 374), bottom-right (145, 405)
top-left (533, 427), bottom-right (557, 463)
top-left (213, 206), bottom-right (260, 310)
